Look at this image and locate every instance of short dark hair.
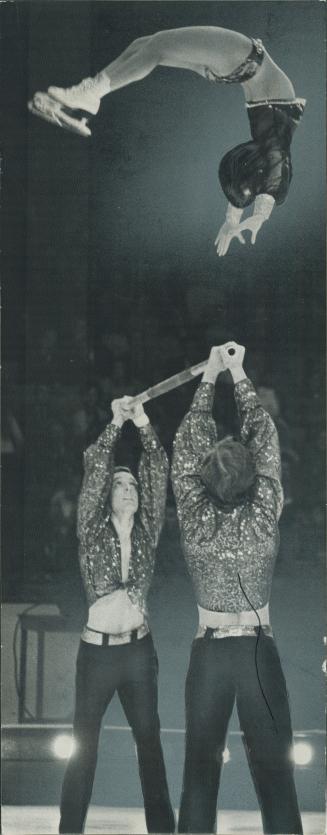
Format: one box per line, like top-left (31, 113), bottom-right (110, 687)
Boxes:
top-left (200, 438), bottom-right (255, 505)
top-left (219, 141), bottom-right (292, 208)
top-left (113, 466), bottom-right (138, 485)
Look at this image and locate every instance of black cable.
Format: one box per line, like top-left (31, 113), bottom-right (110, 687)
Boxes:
top-left (237, 573), bottom-right (278, 734)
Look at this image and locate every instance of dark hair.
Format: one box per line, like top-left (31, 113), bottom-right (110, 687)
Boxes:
top-left (219, 141), bottom-right (292, 208)
top-left (114, 466), bottom-right (137, 484)
top-left (200, 438), bottom-right (255, 505)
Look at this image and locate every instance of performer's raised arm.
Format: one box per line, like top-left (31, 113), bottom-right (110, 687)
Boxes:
top-left (171, 346), bottom-right (224, 542)
top-left (128, 401), bottom-right (169, 546)
top-left (77, 397), bottom-right (129, 542)
top-left (77, 397), bottom-right (131, 599)
top-left (219, 341), bottom-right (283, 532)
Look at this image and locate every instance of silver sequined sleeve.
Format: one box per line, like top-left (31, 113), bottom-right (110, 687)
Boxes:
top-left (137, 425), bottom-right (169, 546)
top-left (234, 378), bottom-right (284, 530)
top-left (76, 423), bottom-right (121, 597)
top-left (77, 423), bottom-right (121, 541)
top-left (171, 383), bottom-right (221, 543)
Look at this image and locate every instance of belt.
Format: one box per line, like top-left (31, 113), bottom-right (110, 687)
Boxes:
top-left (81, 623), bottom-right (150, 646)
top-left (195, 624), bottom-right (273, 640)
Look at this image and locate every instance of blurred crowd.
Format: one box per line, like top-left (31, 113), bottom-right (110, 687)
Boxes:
top-left (2, 310), bottom-right (325, 609)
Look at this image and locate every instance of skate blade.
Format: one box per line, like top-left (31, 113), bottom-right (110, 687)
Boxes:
top-left (28, 93), bottom-right (91, 137)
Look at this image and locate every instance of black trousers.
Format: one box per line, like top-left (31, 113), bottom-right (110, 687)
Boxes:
top-left (178, 632), bottom-right (303, 834)
top-left (59, 634), bottom-right (175, 834)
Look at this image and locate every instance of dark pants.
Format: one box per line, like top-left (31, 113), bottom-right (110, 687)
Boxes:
top-left (178, 632), bottom-right (303, 834)
top-left (59, 634), bottom-right (175, 834)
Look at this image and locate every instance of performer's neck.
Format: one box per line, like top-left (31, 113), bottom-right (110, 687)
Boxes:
top-left (111, 511), bottom-right (135, 533)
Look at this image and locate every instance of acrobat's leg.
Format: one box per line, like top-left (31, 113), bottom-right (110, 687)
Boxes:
top-left (45, 31), bottom-right (172, 114)
top-left (28, 34), bottom-right (158, 136)
top-left (28, 26), bottom-right (255, 136)
top-left (88, 26), bottom-right (254, 93)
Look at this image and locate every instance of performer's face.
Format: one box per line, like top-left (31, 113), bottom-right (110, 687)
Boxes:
top-left (111, 472), bottom-right (139, 516)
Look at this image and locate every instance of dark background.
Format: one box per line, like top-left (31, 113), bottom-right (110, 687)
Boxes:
top-left (2, 0), bottom-right (325, 814)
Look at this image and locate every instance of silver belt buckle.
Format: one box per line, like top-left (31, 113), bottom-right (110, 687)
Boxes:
top-left (196, 624), bottom-right (273, 640)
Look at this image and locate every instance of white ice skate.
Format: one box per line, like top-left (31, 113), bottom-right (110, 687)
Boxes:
top-left (28, 79), bottom-right (101, 137)
top-left (48, 78), bottom-right (101, 114)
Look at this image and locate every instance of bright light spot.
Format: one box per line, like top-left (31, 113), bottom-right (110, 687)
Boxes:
top-left (223, 748), bottom-right (231, 764)
top-left (52, 734), bottom-right (76, 759)
top-left (292, 742), bottom-right (313, 766)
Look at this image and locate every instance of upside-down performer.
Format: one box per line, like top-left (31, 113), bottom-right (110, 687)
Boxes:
top-left (171, 342), bottom-right (303, 834)
top-left (59, 395), bottom-right (175, 834)
top-left (28, 26), bottom-right (306, 255)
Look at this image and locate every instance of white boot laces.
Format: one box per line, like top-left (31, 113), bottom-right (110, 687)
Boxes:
top-left (77, 77), bottom-right (96, 94)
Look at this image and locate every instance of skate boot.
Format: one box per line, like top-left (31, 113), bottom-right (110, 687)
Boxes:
top-left (28, 78), bottom-right (101, 137)
top-left (47, 77), bottom-right (101, 115)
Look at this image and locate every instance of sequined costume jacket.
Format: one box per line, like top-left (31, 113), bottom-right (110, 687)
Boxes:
top-left (171, 379), bottom-right (283, 612)
top-left (77, 423), bottom-right (169, 614)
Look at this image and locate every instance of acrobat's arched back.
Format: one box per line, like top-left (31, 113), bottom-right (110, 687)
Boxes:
top-left (28, 26), bottom-right (306, 254)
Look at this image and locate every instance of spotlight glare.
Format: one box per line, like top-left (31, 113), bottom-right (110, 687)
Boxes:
top-left (292, 742), bottom-right (313, 766)
top-left (53, 734), bottom-right (76, 760)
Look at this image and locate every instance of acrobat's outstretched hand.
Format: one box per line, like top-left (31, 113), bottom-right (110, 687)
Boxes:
top-left (215, 221), bottom-right (246, 257)
top-left (236, 214), bottom-right (266, 246)
top-left (236, 194), bottom-right (275, 246)
top-left (215, 193), bottom-right (275, 256)
top-left (215, 216), bottom-right (266, 256)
